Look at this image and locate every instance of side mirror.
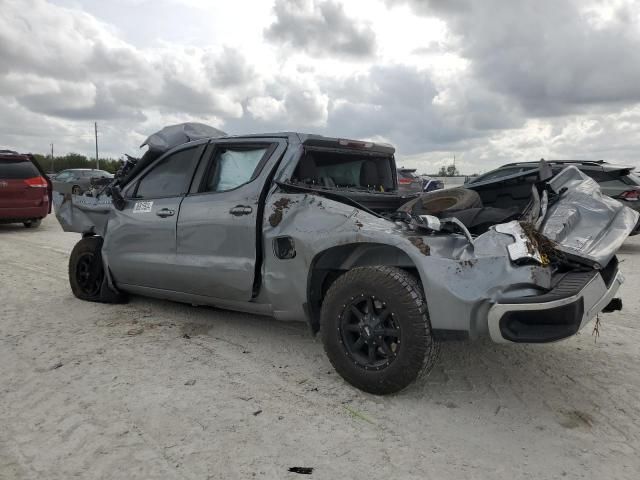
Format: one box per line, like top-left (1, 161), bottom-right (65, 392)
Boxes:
top-left (110, 185), bottom-right (126, 210)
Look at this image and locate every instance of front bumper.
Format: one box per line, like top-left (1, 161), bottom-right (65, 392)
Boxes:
top-left (488, 260), bottom-right (623, 343)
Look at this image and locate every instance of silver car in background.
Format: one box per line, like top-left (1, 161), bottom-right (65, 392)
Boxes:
top-left (52, 169), bottom-right (113, 195)
top-left (397, 168), bottom-right (423, 195)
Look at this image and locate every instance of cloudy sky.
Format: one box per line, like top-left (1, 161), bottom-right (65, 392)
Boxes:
top-left (1, 0), bottom-right (640, 173)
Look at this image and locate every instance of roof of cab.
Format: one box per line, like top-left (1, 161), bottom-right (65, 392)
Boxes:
top-left (211, 132), bottom-right (395, 154)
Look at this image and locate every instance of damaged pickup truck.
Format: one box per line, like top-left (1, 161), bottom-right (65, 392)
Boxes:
top-left (55, 123), bottom-right (639, 394)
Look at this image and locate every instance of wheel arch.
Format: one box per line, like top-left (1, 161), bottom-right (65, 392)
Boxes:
top-left (306, 242), bottom-right (421, 333)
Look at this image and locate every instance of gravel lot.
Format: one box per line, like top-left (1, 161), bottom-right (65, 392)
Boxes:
top-left (1, 215), bottom-right (639, 479)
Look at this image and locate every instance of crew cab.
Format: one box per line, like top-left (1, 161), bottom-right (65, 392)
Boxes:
top-left (54, 124), bottom-right (638, 394)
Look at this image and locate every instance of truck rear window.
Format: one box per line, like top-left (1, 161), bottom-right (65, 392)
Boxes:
top-left (0, 159), bottom-right (40, 179)
top-left (293, 150), bottom-right (395, 192)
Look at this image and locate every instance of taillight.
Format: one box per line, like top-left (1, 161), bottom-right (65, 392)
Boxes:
top-left (24, 176), bottom-right (48, 188)
top-left (619, 190), bottom-right (640, 201)
top-left (338, 139), bottom-right (373, 149)
top-left (398, 178), bottom-right (412, 185)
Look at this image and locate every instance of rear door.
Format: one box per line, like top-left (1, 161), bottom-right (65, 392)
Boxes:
top-left (104, 145), bottom-right (203, 291)
top-left (0, 157), bottom-right (46, 210)
top-left (174, 139), bottom-right (286, 301)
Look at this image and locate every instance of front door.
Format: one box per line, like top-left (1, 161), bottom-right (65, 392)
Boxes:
top-left (104, 145), bottom-right (202, 291)
top-left (174, 139), bottom-right (285, 301)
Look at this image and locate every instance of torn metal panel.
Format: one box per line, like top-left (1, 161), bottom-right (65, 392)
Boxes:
top-left (541, 166), bottom-right (639, 268)
top-left (495, 221), bottom-right (543, 265)
top-left (53, 192), bottom-right (112, 236)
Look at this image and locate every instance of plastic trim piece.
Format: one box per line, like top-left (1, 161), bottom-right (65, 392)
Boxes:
top-left (488, 270), bottom-right (624, 343)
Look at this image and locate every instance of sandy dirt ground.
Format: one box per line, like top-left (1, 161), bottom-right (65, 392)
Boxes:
top-left (1, 215), bottom-right (639, 479)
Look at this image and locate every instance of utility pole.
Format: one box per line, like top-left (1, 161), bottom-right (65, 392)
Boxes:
top-left (50, 143), bottom-right (54, 173)
top-left (94, 121), bottom-right (99, 170)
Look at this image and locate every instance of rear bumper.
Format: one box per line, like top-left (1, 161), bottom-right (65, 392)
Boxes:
top-left (488, 262), bottom-right (623, 343)
top-left (0, 205), bottom-right (49, 222)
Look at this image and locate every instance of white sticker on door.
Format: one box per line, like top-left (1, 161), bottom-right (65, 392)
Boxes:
top-left (133, 201), bottom-right (153, 213)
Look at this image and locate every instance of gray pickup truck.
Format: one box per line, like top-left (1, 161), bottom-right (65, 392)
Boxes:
top-left (55, 123), bottom-right (638, 394)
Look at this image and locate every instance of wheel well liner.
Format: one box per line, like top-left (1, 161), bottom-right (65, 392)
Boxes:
top-left (306, 243), bottom-right (419, 333)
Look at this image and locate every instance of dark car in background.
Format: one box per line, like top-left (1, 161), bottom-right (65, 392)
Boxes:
top-left (420, 175), bottom-right (444, 192)
top-left (52, 169), bottom-right (113, 195)
top-left (0, 150), bottom-right (52, 228)
top-left (467, 160), bottom-right (640, 214)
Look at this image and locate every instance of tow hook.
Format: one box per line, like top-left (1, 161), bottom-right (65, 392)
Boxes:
top-left (603, 298), bottom-right (623, 313)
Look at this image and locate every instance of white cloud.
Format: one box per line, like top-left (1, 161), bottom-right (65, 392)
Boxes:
top-left (247, 96), bottom-right (286, 121)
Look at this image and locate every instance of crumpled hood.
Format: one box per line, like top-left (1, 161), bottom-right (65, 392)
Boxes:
top-left (541, 166), bottom-right (639, 268)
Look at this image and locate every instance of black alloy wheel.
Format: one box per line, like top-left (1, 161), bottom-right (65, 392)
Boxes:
top-left (339, 293), bottom-right (401, 370)
top-left (68, 236), bottom-right (126, 303)
top-left (321, 266), bottom-right (439, 394)
top-left (75, 251), bottom-right (103, 297)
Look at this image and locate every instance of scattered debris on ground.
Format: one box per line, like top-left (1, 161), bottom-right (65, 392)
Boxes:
top-left (127, 326), bottom-right (144, 336)
top-left (592, 314), bottom-right (601, 341)
top-left (342, 405), bottom-right (375, 424)
top-left (288, 467), bottom-right (314, 475)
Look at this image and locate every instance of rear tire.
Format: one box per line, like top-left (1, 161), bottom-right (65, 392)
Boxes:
top-left (72, 185), bottom-right (81, 195)
top-left (69, 237), bottom-right (127, 303)
top-left (23, 219), bottom-right (41, 228)
top-left (320, 266), bottom-right (439, 394)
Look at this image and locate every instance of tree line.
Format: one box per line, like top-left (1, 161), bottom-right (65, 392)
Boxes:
top-left (31, 153), bottom-right (122, 174)
top-left (437, 164), bottom-right (460, 176)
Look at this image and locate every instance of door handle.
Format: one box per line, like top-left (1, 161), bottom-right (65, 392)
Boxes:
top-left (156, 208), bottom-right (175, 218)
top-left (229, 205), bottom-right (253, 216)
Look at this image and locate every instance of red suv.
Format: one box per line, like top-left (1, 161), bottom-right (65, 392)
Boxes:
top-left (0, 150), bottom-right (52, 228)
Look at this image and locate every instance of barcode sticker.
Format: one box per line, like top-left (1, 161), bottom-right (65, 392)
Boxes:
top-left (133, 201), bottom-right (153, 213)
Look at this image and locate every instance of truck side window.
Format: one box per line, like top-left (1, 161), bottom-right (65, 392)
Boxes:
top-left (135, 147), bottom-right (198, 199)
top-left (204, 147), bottom-right (268, 192)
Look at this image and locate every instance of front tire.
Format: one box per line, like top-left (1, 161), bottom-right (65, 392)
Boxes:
top-left (69, 237), bottom-right (126, 303)
top-left (320, 266), bottom-right (438, 394)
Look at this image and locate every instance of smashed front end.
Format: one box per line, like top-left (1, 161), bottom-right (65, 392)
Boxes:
top-left (483, 166), bottom-right (637, 343)
top-left (402, 164), bottom-right (638, 344)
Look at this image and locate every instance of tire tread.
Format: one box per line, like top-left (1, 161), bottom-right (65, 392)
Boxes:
top-left (320, 266), bottom-right (439, 394)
